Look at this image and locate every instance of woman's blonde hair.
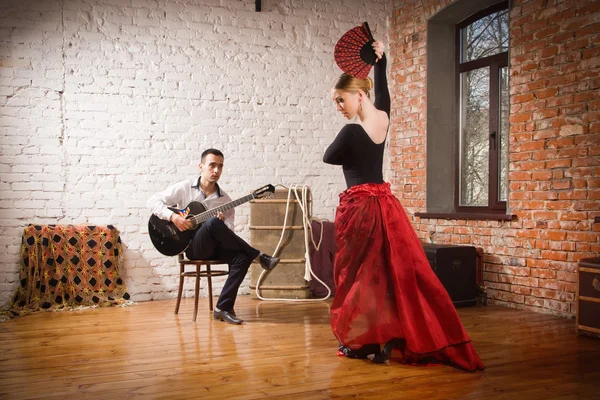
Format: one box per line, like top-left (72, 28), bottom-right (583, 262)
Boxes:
top-left (333, 73), bottom-right (373, 98)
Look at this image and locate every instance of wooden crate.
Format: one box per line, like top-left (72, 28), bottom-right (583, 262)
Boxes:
top-left (577, 257), bottom-right (600, 339)
top-left (249, 189), bottom-right (311, 299)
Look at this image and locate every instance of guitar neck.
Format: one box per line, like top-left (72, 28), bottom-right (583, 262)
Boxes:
top-left (193, 194), bottom-right (254, 224)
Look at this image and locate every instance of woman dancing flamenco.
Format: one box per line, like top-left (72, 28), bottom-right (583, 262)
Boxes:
top-left (323, 40), bottom-right (484, 371)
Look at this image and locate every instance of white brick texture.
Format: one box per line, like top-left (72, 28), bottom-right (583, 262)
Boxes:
top-left (0, 0), bottom-right (391, 306)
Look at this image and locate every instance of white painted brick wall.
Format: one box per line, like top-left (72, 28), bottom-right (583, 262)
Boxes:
top-left (0, 0), bottom-right (391, 307)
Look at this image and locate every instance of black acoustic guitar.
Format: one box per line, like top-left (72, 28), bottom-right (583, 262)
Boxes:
top-left (148, 184), bottom-right (275, 256)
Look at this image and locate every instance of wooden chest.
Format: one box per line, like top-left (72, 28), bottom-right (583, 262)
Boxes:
top-left (577, 257), bottom-right (600, 339)
top-left (421, 243), bottom-right (477, 307)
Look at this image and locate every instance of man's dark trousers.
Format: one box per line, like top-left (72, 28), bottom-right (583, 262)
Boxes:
top-left (186, 217), bottom-right (260, 312)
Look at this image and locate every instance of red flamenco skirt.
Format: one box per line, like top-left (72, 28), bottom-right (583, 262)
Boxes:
top-left (330, 183), bottom-right (484, 371)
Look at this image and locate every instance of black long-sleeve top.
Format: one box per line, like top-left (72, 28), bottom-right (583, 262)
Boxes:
top-left (323, 54), bottom-right (390, 189)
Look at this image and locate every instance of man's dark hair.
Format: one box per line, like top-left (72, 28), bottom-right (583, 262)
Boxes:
top-left (201, 148), bottom-right (224, 162)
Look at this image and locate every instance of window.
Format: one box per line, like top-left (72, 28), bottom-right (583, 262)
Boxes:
top-left (420, 0), bottom-right (511, 220)
top-left (456, 4), bottom-right (509, 212)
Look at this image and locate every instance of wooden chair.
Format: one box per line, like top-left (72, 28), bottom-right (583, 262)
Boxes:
top-left (175, 254), bottom-right (229, 322)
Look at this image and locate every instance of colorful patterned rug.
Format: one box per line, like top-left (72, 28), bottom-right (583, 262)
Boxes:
top-left (3, 224), bottom-right (131, 320)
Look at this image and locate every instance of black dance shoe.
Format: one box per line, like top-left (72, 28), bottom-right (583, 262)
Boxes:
top-left (259, 254), bottom-right (280, 271)
top-left (213, 308), bottom-right (243, 325)
top-left (372, 339), bottom-right (404, 364)
top-left (340, 344), bottom-right (381, 359)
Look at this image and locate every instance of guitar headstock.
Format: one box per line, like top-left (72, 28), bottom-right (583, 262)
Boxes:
top-left (252, 184), bottom-right (275, 199)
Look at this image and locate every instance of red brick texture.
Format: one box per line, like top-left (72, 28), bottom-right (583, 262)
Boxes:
top-left (389, 0), bottom-right (599, 316)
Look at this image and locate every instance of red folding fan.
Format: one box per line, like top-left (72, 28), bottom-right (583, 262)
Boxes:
top-left (334, 22), bottom-right (376, 79)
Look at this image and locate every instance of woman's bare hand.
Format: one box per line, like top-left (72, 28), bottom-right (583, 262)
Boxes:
top-left (373, 40), bottom-right (385, 61)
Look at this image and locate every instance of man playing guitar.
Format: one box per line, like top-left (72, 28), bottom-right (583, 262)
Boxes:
top-left (147, 148), bottom-right (280, 325)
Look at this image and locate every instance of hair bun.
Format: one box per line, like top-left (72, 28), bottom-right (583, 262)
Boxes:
top-left (334, 73), bottom-right (373, 99)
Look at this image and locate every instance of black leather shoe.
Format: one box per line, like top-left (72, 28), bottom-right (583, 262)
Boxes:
top-left (213, 308), bottom-right (243, 325)
top-left (341, 344), bottom-right (381, 359)
top-left (372, 339), bottom-right (404, 364)
top-left (259, 254), bottom-right (280, 271)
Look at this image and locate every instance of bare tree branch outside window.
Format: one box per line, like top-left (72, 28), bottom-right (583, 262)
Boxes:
top-left (458, 9), bottom-right (509, 208)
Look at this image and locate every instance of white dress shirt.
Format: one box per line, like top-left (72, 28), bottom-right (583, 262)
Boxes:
top-left (147, 176), bottom-right (235, 231)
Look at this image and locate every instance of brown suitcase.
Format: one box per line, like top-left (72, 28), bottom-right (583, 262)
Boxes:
top-left (577, 257), bottom-right (600, 339)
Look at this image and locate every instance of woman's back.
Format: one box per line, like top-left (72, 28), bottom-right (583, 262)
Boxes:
top-left (326, 124), bottom-right (385, 188)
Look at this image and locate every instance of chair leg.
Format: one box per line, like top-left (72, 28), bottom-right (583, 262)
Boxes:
top-left (193, 265), bottom-right (200, 322)
top-left (206, 264), bottom-right (214, 311)
top-left (175, 266), bottom-right (184, 315)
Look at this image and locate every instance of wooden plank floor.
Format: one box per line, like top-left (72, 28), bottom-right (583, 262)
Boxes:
top-left (1, 297), bottom-right (599, 400)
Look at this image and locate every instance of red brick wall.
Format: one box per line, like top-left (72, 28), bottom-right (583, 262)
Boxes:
top-left (389, 0), bottom-right (600, 316)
